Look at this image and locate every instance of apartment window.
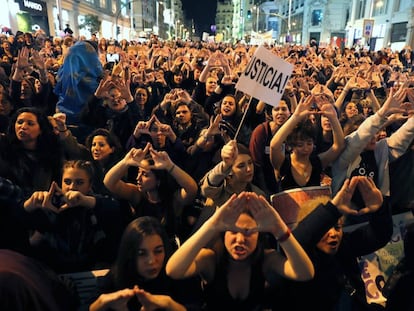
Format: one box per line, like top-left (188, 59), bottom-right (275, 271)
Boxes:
top-left (268, 20), bottom-right (278, 32)
top-left (393, 0), bottom-right (400, 11)
top-left (78, 15), bottom-right (85, 26)
top-left (355, 0), bottom-right (367, 19)
top-left (311, 9), bottom-right (323, 26)
top-left (372, 0), bottom-right (387, 16)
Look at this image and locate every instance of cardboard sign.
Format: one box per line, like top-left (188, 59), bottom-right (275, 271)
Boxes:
top-left (344, 212), bottom-right (414, 306)
top-left (235, 45), bottom-right (294, 107)
top-left (270, 186), bottom-right (332, 228)
top-left (363, 19), bottom-right (375, 39)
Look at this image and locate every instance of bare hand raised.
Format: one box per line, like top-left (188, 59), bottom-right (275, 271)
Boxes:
top-left (331, 176), bottom-right (382, 216)
top-left (122, 143), bottom-right (151, 167)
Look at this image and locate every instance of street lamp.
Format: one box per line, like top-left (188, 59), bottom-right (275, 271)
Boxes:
top-left (179, 24), bottom-right (184, 38)
top-left (192, 22), bottom-right (195, 39)
top-left (175, 19), bottom-right (180, 39)
top-left (224, 26), bottom-right (230, 41)
top-left (253, 5), bottom-right (259, 32)
top-left (168, 8), bottom-right (173, 39)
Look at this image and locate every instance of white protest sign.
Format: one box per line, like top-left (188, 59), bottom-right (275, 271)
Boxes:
top-left (344, 211), bottom-right (414, 305)
top-left (235, 45), bottom-right (293, 107)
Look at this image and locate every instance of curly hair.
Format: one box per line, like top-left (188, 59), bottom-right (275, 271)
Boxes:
top-left (84, 128), bottom-right (123, 161)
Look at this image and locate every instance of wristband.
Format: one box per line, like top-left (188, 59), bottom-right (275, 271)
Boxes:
top-left (168, 164), bottom-right (176, 174)
top-left (203, 133), bottom-right (211, 142)
top-left (59, 128), bottom-right (69, 132)
top-left (277, 228), bottom-right (291, 243)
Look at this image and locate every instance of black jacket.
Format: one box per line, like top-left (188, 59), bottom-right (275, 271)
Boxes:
top-left (80, 95), bottom-right (141, 150)
top-left (273, 200), bottom-right (393, 311)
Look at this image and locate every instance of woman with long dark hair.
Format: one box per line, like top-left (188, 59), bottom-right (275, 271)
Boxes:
top-left (104, 143), bottom-right (198, 244)
top-left (84, 128), bottom-right (124, 195)
top-left (90, 216), bottom-right (201, 311)
top-left (166, 192), bottom-right (314, 311)
top-left (0, 107), bottom-right (62, 197)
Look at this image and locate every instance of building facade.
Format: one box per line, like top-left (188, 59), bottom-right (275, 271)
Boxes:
top-left (215, 0), bottom-right (414, 50)
top-left (1, 0), bottom-right (184, 41)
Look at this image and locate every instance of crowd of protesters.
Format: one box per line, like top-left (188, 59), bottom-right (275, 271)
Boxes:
top-left (0, 27), bottom-right (414, 310)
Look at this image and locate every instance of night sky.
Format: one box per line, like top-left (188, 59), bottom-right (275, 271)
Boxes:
top-left (181, 0), bottom-right (217, 36)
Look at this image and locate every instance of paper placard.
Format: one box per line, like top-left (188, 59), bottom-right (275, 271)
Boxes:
top-left (236, 45), bottom-right (294, 107)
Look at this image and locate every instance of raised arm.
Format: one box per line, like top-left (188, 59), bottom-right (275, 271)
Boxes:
top-left (386, 109), bottom-right (414, 160)
top-left (199, 54), bottom-right (217, 83)
top-left (166, 193), bottom-right (247, 279)
top-left (270, 95), bottom-right (314, 172)
top-left (103, 144), bottom-right (150, 203)
top-left (294, 176), bottom-right (384, 250)
top-left (149, 146), bottom-right (198, 206)
top-left (248, 192), bottom-right (315, 281)
top-left (365, 89), bottom-right (381, 113)
top-left (334, 76), bottom-right (355, 111)
top-left (376, 81), bottom-right (407, 119)
top-left (331, 177), bottom-right (382, 216)
top-left (30, 49), bottom-right (49, 84)
top-left (200, 140), bottom-right (238, 200)
top-left (12, 47), bottom-right (31, 83)
top-left (317, 102), bottom-right (345, 169)
top-left (336, 85), bottom-right (406, 166)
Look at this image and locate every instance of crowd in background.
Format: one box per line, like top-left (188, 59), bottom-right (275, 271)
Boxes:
top-left (1, 27), bottom-right (414, 310)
